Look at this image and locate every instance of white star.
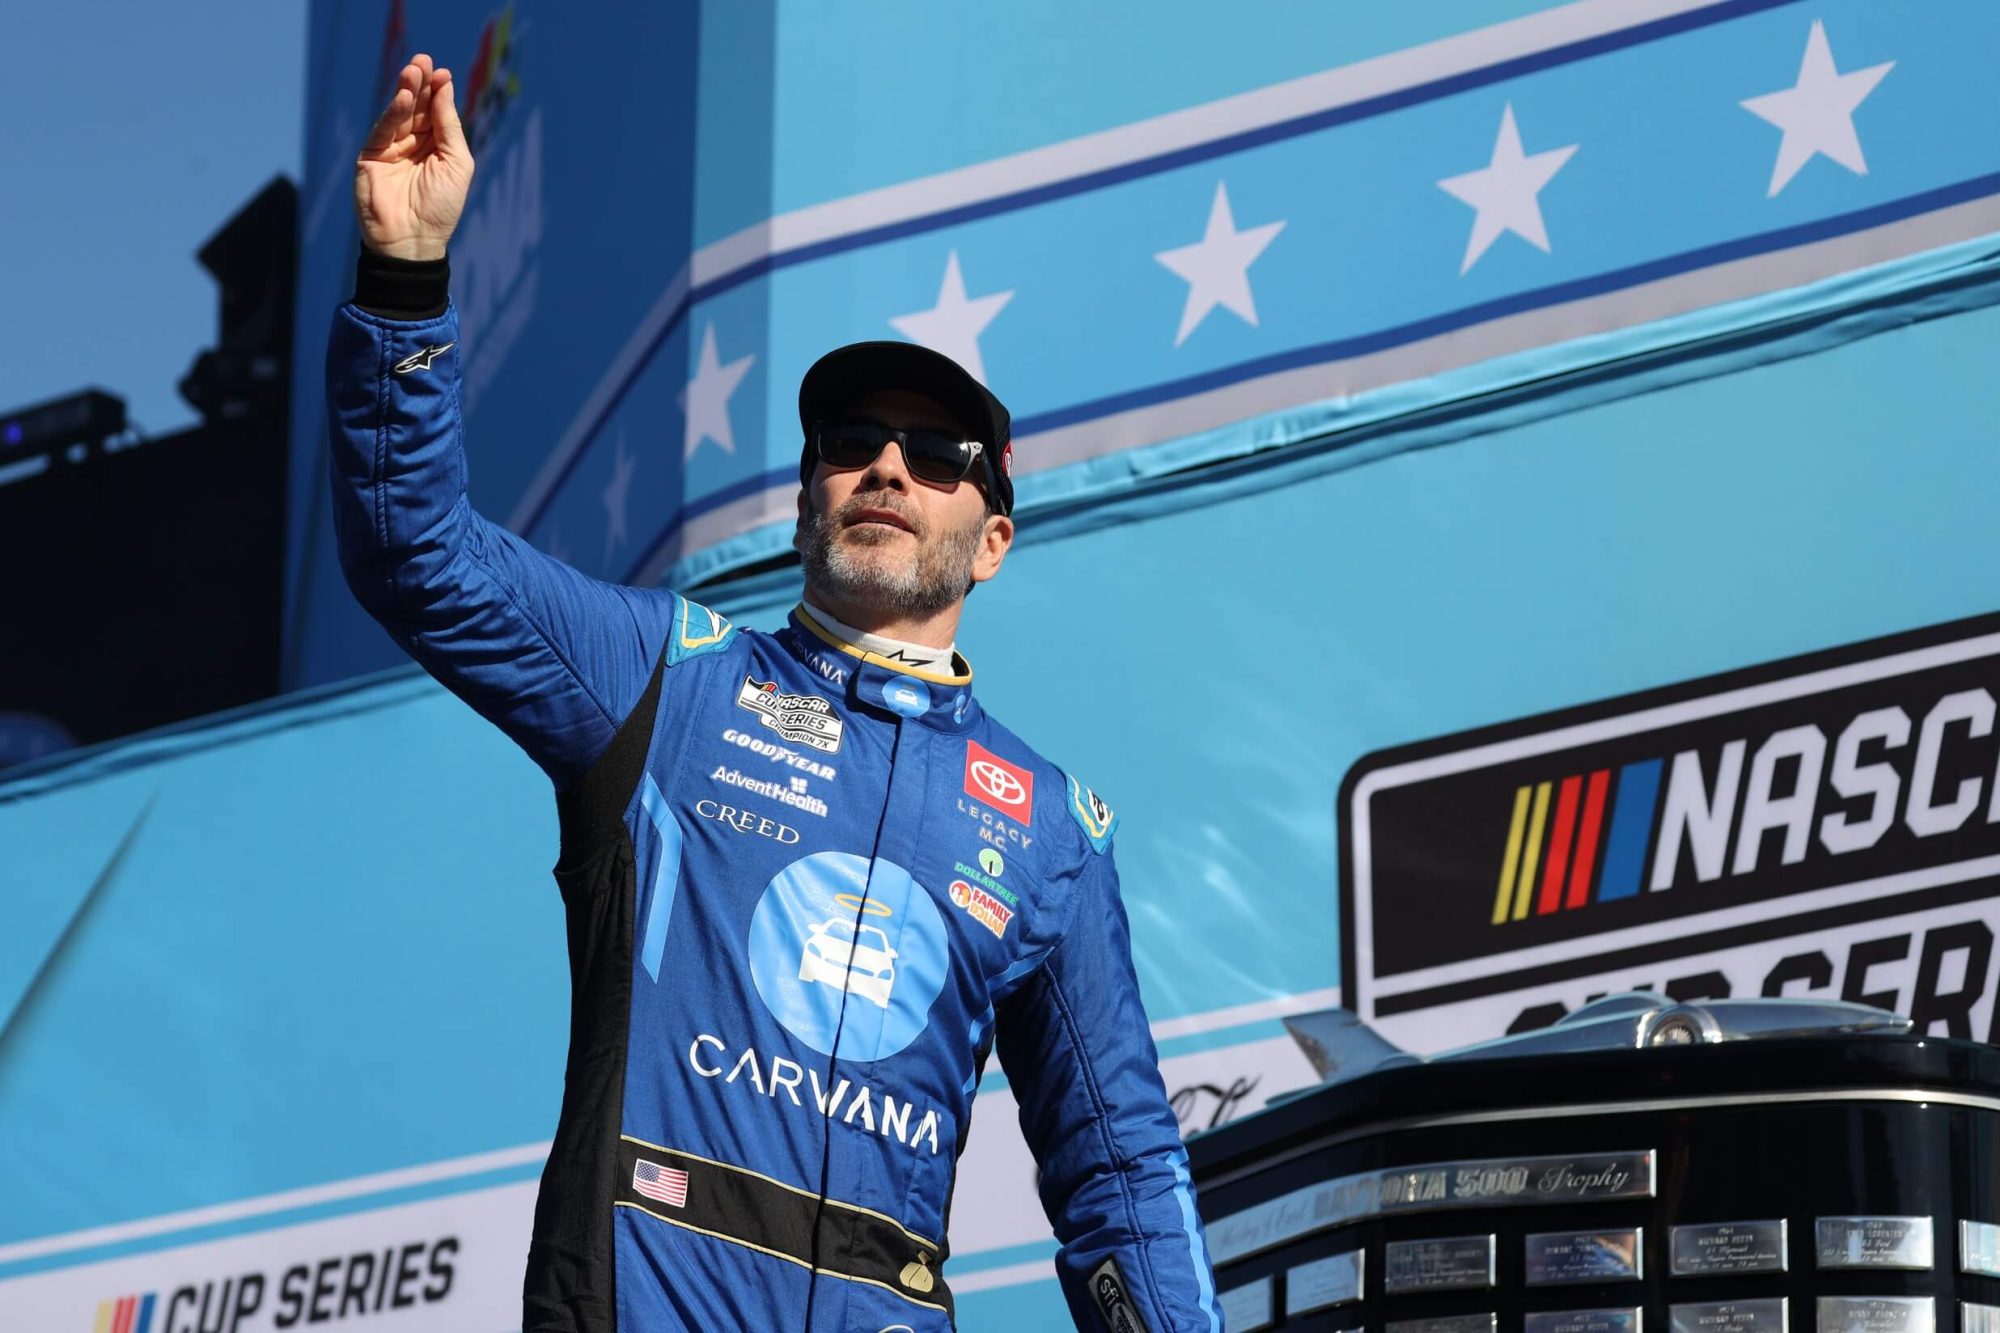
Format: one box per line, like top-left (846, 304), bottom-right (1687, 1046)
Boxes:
top-left (1153, 182), bottom-right (1286, 347)
top-left (601, 431), bottom-right (637, 560)
top-left (888, 251), bottom-right (1013, 385)
top-left (1437, 104), bottom-right (1578, 275)
top-left (1741, 21), bottom-right (1892, 197)
top-left (680, 323), bottom-right (755, 460)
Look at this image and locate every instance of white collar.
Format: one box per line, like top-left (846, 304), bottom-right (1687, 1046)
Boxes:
top-left (801, 600), bottom-right (955, 673)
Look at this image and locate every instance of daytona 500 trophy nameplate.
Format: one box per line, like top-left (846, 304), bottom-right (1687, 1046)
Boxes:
top-left (1817, 1298), bottom-right (1936, 1333)
top-left (1378, 1152), bottom-right (1656, 1214)
top-left (1526, 1229), bottom-right (1644, 1286)
top-left (1526, 1309), bottom-right (1643, 1333)
top-left (1961, 1221), bottom-right (2000, 1276)
top-left (1206, 1151), bottom-right (1655, 1263)
top-left (1670, 1299), bottom-right (1789, 1333)
top-left (1286, 1250), bottom-right (1364, 1315)
top-left (1815, 1217), bottom-right (1934, 1270)
top-left (1670, 1222), bottom-right (1787, 1276)
top-left (1385, 1234), bottom-right (1496, 1293)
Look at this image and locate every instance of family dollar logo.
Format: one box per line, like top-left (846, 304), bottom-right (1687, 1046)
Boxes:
top-left (1341, 613), bottom-right (2000, 1048)
top-left (94, 1293), bottom-right (157, 1332)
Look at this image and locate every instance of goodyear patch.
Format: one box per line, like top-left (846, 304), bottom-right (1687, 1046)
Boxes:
top-left (667, 594), bottom-right (735, 666)
top-left (1065, 772), bottom-right (1117, 853)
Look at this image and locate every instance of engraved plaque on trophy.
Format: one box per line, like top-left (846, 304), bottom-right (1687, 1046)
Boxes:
top-left (1669, 1298), bottom-right (1789, 1333)
top-left (1286, 1249), bottom-right (1365, 1316)
top-left (1814, 1218), bottom-right (1935, 1270)
top-left (1962, 1221), bottom-right (2000, 1277)
top-left (1218, 1276), bottom-right (1274, 1333)
top-left (1961, 1303), bottom-right (2000, 1333)
top-left (1526, 1229), bottom-right (1644, 1286)
top-left (1670, 1222), bottom-right (1788, 1276)
top-left (1378, 1152), bottom-right (1656, 1214)
top-left (1816, 1297), bottom-right (1936, 1333)
top-left (1388, 1315), bottom-right (1498, 1333)
top-left (1208, 1151), bottom-right (1658, 1263)
top-left (1386, 1234), bottom-right (1498, 1293)
top-left (1527, 1308), bottom-right (1644, 1333)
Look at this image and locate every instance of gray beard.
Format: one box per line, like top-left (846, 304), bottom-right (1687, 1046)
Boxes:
top-left (796, 498), bottom-right (986, 620)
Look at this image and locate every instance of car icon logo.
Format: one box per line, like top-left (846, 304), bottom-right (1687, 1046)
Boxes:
top-left (798, 917), bottom-right (899, 1008)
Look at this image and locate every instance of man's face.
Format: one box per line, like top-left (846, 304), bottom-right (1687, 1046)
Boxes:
top-left (795, 388), bottom-right (1013, 621)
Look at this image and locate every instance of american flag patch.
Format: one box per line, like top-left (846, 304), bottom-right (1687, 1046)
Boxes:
top-left (632, 1158), bottom-right (689, 1207)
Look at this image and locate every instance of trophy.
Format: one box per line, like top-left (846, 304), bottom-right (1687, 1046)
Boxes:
top-left (1190, 995), bottom-right (2000, 1333)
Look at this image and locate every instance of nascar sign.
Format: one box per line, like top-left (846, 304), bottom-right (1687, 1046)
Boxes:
top-left (1341, 613), bottom-right (2000, 1051)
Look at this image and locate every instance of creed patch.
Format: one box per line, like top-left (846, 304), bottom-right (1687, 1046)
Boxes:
top-left (736, 675), bottom-right (844, 753)
top-left (948, 878), bottom-right (1015, 939)
top-left (1089, 1256), bottom-right (1151, 1333)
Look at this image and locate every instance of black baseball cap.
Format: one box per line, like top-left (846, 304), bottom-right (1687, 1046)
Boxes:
top-left (796, 340), bottom-right (1015, 515)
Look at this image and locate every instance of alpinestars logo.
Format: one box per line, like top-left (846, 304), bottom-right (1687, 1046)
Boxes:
top-left (391, 343), bottom-right (454, 374)
top-left (736, 676), bottom-right (844, 754)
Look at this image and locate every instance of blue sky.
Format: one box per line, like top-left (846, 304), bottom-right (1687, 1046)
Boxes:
top-left (0, 2), bottom-right (307, 438)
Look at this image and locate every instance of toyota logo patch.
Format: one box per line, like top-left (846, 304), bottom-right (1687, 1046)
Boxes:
top-left (963, 740), bottom-right (1034, 823)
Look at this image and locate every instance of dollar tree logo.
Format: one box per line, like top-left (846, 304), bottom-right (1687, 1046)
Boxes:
top-left (978, 849), bottom-right (1004, 877)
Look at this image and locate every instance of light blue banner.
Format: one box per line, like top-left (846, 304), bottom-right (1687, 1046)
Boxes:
top-left (285, 0), bottom-right (2000, 691)
top-left (17, 265), bottom-right (2000, 1324)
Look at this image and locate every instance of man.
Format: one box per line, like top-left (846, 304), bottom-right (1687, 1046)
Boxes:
top-left (331, 54), bottom-right (1220, 1332)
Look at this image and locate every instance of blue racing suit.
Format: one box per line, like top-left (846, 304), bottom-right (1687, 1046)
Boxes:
top-left (326, 288), bottom-right (1222, 1331)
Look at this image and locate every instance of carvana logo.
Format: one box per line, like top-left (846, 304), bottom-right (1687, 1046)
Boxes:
top-left (883, 678), bottom-right (930, 718)
top-left (747, 852), bottom-right (948, 1060)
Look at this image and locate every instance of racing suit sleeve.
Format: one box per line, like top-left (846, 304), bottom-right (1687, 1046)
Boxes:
top-left (994, 846), bottom-right (1222, 1332)
top-left (326, 249), bottom-right (671, 791)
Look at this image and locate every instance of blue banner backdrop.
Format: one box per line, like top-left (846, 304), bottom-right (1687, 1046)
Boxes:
top-left (285, 0), bottom-right (2000, 689)
top-left (7, 0), bottom-right (1995, 1327)
top-left (12, 273), bottom-right (2000, 1325)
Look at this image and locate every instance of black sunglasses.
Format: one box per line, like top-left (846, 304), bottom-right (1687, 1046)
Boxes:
top-left (812, 420), bottom-right (990, 486)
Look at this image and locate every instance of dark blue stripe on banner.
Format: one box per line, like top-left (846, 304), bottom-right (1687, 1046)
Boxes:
top-left (1598, 758), bottom-right (1665, 901)
top-left (519, 0), bottom-right (1806, 536)
top-left (1014, 171), bottom-right (2000, 435)
top-left (693, 0), bottom-right (1808, 309)
top-left (622, 170), bottom-right (2000, 584)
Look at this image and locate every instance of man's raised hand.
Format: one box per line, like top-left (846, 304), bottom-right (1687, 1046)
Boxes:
top-left (354, 54), bottom-right (474, 262)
